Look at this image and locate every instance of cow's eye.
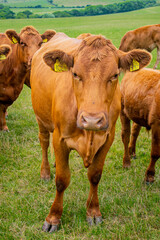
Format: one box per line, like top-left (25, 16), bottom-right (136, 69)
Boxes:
top-left (114, 74), bottom-right (119, 78)
top-left (20, 42), bottom-right (27, 47)
top-left (72, 72), bottom-right (81, 81)
top-left (73, 72), bottom-right (78, 78)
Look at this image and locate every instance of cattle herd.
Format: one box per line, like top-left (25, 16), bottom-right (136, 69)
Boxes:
top-left (0, 24), bottom-right (160, 232)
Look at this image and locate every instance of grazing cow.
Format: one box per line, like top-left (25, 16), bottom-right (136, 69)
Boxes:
top-left (119, 24), bottom-right (160, 69)
top-left (0, 26), bottom-right (56, 131)
top-left (120, 68), bottom-right (160, 183)
top-left (31, 32), bottom-right (151, 232)
top-left (0, 44), bottom-right (12, 60)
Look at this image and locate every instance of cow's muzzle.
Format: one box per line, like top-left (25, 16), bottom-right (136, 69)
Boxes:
top-left (77, 111), bottom-right (108, 131)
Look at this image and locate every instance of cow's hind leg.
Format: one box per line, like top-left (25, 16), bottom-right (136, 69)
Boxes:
top-left (145, 125), bottom-right (160, 183)
top-left (120, 110), bottom-right (131, 168)
top-left (42, 129), bottom-right (70, 232)
top-left (86, 128), bottom-right (115, 226)
top-left (0, 105), bottom-right (8, 131)
top-left (153, 47), bottom-right (160, 69)
top-left (129, 122), bottom-right (141, 158)
top-left (38, 121), bottom-right (50, 180)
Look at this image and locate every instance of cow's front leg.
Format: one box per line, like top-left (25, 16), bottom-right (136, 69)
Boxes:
top-left (0, 105), bottom-right (8, 131)
top-left (129, 122), bottom-right (141, 158)
top-left (120, 109), bottom-right (131, 168)
top-left (87, 129), bottom-right (115, 226)
top-left (42, 130), bottom-right (70, 232)
top-left (145, 126), bottom-right (160, 183)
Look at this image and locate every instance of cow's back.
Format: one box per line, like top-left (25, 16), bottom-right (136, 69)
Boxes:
top-left (121, 68), bottom-right (160, 127)
top-left (119, 24), bottom-right (160, 51)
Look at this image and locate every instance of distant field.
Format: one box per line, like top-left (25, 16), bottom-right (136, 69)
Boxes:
top-left (0, 6), bottom-right (160, 59)
top-left (52, 0), bottom-right (123, 7)
top-left (1, 0), bottom-right (131, 7)
top-left (11, 7), bottom-right (75, 15)
top-left (0, 6), bottom-right (160, 240)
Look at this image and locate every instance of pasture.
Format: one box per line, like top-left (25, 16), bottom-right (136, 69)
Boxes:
top-left (0, 6), bottom-right (160, 240)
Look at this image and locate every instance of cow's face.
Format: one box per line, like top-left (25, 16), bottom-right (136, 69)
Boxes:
top-left (6, 27), bottom-right (56, 67)
top-left (43, 35), bottom-right (151, 131)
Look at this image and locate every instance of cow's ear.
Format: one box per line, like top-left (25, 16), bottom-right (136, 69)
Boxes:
top-left (41, 30), bottom-right (56, 43)
top-left (0, 44), bottom-right (12, 60)
top-left (118, 49), bottom-right (151, 72)
top-left (43, 50), bottom-right (74, 72)
top-left (6, 30), bottom-right (20, 44)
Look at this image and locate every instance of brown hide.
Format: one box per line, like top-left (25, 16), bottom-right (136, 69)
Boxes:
top-left (119, 24), bottom-right (160, 69)
top-left (120, 68), bottom-right (160, 182)
top-left (31, 32), bottom-right (151, 231)
top-left (0, 26), bottom-right (56, 131)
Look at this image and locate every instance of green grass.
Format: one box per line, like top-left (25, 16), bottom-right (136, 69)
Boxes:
top-left (0, 6), bottom-right (160, 240)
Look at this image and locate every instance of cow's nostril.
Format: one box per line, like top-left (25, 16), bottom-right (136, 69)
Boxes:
top-left (97, 117), bottom-right (104, 125)
top-left (82, 115), bottom-right (87, 124)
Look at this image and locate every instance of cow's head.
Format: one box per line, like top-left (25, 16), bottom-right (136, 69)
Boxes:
top-left (6, 26), bottom-right (56, 67)
top-left (43, 35), bottom-right (151, 131)
top-left (0, 44), bottom-right (12, 61)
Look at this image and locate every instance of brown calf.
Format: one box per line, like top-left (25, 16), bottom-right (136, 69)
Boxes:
top-left (31, 32), bottom-right (151, 232)
top-left (120, 68), bottom-right (160, 183)
top-left (0, 26), bottom-right (55, 131)
top-left (119, 24), bottom-right (160, 69)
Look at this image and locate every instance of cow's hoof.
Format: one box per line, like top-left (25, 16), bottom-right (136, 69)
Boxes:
top-left (40, 174), bottom-right (50, 181)
top-left (95, 216), bottom-right (102, 225)
top-left (145, 177), bottom-right (154, 184)
top-left (123, 163), bottom-right (131, 169)
top-left (131, 154), bottom-right (136, 159)
top-left (87, 216), bottom-right (102, 226)
top-left (42, 221), bottom-right (59, 232)
top-left (87, 217), bottom-right (94, 226)
top-left (3, 127), bottom-right (9, 132)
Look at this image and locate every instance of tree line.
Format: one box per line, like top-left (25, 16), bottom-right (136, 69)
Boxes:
top-left (0, 0), bottom-right (158, 19)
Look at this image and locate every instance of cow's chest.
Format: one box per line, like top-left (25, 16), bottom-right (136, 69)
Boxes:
top-left (65, 130), bottom-right (107, 165)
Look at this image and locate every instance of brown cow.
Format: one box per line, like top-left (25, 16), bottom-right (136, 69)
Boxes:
top-left (0, 44), bottom-right (12, 60)
top-left (120, 68), bottom-right (160, 183)
top-left (119, 24), bottom-right (160, 69)
top-left (0, 26), bottom-right (56, 131)
top-left (30, 32), bottom-right (151, 232)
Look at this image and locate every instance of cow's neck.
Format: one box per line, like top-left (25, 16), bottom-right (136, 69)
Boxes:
top-left (65, 129), bottom-right (108, 166)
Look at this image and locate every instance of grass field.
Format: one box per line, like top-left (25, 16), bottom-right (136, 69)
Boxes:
top-left (0, 6), bottom-right (160, 240)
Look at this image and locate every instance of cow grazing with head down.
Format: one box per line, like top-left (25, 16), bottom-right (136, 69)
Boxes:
top-left (0, 26), bottom-right (56, 131)
top-left (119, 24), bottom-right (160, 69)
top-left (30, 32), bottom-right (151, 232)
top-left (120, 68), bottom-right (160, 183)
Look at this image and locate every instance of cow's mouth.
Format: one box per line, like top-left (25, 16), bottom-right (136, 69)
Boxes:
top-left (77, 111), bottom-right (109, 131)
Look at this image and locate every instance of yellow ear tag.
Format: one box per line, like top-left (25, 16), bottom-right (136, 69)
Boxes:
top-left (130, 59), bottom-right (140, 72)
top-left (43, 38), bottom-right (48, 43)
top-left (54, 59), bottom-right (68, 72)
top-left (0, 54), bottom-right (7, 60)
top-left (12, 36), bottom-right (18, 44)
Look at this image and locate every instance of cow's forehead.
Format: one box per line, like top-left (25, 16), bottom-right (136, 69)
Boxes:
top-left (20, 32), bottom-right (42, 43)
top-left (74, 35), bottom-right (118, 68)
top-left (19, 26), bottom-right (41, 43)
top-left (74, 47), bottom-right (119, 76)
